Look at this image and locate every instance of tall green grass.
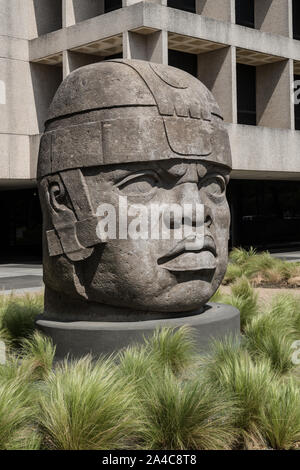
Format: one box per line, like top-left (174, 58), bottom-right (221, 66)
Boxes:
top-left (199, 338), bottom-right (277, 443)
top-left (144, 326), bottom-right (196, 375)
top-left (0, 377), bottom-right (40, 450)
top-left (225, 247), bottom-right (300, 286)
top-left (0, 289), bottom-right (299, 450)
top-left (260, 378), bottom-right (300, 450)
top-left (37, 356), bottom-right (139, 450)
top-left (138, 369), bottom-right (239, 450)
top-left (0, 293), bottom-right (43, 347)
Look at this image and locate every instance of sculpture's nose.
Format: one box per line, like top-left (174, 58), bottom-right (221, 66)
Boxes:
top-left (164, 182), bottom-right (213, 231)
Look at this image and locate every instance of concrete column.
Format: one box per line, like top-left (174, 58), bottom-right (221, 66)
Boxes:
top-left (196, 0), bottom-right (234, 23)
top-left (123, 30), bottom-right (168, 64)
top-left (198, 46), bottom-right (237, 123)
top-left (63, 0), bottom-right (75, 27)
top-left (63, 50), bottom-right (101, 78)
top-left (256, 59), bottom-right (292, 129)
top-left (288, 0), bottom-right (294, 39)
top-left (289, 58), bottom-right (295, 130)
top-left (255, 0), bottom-right (290, 37)
top-left (63, 0), bottom-right (104, 27)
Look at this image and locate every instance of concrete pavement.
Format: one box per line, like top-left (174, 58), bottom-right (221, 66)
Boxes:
top-left (0, 263), bottom-right (43, 295)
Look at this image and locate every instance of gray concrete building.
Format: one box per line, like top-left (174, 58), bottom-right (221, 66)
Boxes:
top-left (0, 0), bottom-right (300, 259)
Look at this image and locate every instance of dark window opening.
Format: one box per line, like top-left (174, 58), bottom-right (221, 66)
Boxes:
top-left (295, 74), bottom-right (300, 130)
top-left (0, 189), bottom-right (42, 262)
top-left (293, 0), bottom-right (300, 40)
top-left (33, 0), bottom-right (62, 36)
top-left (228, 180), bottom-right (300, 250)
top-left (103, 52), bottom-right (123, 60)
top-left (237, 63), bottom-right (256, 125)
top-left (104, 0), bottom-right (122, 13)
top-left (168, 50), bottom-right (197, 78)
top-left (167, 0), bottom-right (196, 14)
top-left (235, 0), bottom-right (254, 28)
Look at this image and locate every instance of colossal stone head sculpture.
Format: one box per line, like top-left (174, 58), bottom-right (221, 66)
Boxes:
top-left (37, 59), bottom-right (232, 321)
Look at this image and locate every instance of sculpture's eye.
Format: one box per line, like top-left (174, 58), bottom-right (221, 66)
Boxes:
top-left (201, 175), bottom-right (226, 198)
top-left (116, 171), bottom-right (160, 196)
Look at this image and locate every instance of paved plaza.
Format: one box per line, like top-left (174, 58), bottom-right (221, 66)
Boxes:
top-left (0, 263), bottom-right (43, 295)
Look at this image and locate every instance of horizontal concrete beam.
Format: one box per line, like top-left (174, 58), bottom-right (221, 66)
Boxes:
top-left (29, 3), bottom-right (145, 61)
top-left (143, 3), bottom-right (300, 61)
top-left (228, 123), bottom-right (300, 178)
top-left (29, 2), bottom-right (300, 64)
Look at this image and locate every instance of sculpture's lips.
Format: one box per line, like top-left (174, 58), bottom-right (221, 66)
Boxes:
top-left (158, 235), bottom-right (217, 272)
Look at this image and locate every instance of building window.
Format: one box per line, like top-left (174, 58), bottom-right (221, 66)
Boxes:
top-left (33, 0), bottom-right (62, 36)
top-left (295, 75), bottom-right (300, 130)
top-left (104, 0), bottom-right (122, 13)
top-left (0, 189), bottom-right (42, 260)
top-left (237, 63), bottom-right (256, 125)
top-left (293, 0), bottom-right (300, 40)
top-left (228, 180), bottom-right (300, 249)
top-left (167, 0), bottom-right (196, 14)
top-left (168, 50), bottom-right (198, 78)
top-left (235, 0), bottom-right (254, 28)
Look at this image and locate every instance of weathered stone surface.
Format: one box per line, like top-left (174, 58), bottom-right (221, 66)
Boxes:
top-left (37, 59), bottom-right (233, 328)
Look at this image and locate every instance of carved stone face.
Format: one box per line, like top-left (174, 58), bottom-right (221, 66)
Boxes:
top-left (78, 159), bottom-right (230, 312)
top-left (37, 59), bottom-right (232, 320)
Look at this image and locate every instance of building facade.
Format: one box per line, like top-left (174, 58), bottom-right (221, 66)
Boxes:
top-left (0, 0), bottom-right (300, 259)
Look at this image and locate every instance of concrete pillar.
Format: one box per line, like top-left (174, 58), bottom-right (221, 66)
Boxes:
top-left (288, 0), bottom-right (294, 39)
top-left (256, 59), bottom-right (292, 129)
top-left (289, 58), bottom-right (295, 130)
top-left (63, 0), bottom-right (104, 27)
top-left (123, 30), bottom-right (168, 64)
top-left (196, 0), bottom-right (235, 23)
top-left (255, 0), bottom-right (291, 37)
top-left (198, 46), bottom-right (237, 123)
top-left (63, 50), bottom-right (101, 78)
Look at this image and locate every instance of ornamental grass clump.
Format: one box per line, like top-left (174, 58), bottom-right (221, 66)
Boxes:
top-left (138, 369), bottom-right (239, 450)
top-left (0, 293), bottom-right (43, 347)
top-left (199, 337), bottom-right (278, 445)
top-left (244, 293), bottom-right (300, 374)
top-left (0, 378), bottom-right (40, 450)
top-left (218, 277), bottom-right (259, 331)
top-left (117, 344), bottom-right (159, 391)
top-left (260, 378), bottom-right (300, 450)
top-left (225, 247), bottom-right (300, 286)
top-left (144, 326), bottom-right (196, 376)
top-left (37, 356), bottom-right (139, 450)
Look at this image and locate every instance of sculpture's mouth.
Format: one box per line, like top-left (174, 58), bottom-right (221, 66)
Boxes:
top-left (157, 234), bottom-right (217, 272)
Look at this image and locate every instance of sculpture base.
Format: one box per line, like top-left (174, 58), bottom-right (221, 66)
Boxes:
top-left (36, 303), bottom-right (240, 360)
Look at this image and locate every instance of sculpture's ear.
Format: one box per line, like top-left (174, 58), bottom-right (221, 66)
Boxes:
top-left (40, 173), bottom-right (94, 262)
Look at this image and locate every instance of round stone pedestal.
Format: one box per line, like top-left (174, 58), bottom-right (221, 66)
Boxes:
top-left (36, 303), bottom-right (240, 360)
